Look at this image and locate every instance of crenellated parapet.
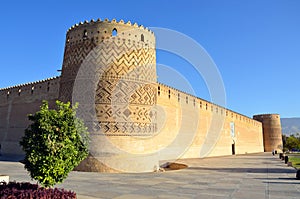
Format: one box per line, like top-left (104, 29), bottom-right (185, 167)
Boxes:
top-left (67, 18), bottom-right (155, 34)
top-left (157, 82), bottom-right (262, 127)
top-left (65, 18), bottom-right (155, 47)
top-left (0, 76), bottom-right (60, 105)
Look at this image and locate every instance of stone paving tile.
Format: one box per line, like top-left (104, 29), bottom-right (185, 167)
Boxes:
top-left (180, 183), bottom-right (209, 190)
top-left (157, 194), bottom-right (193, 199)
top-left (209, 183), bottom-right (239, 189)
top-left (231, 191), bottom-right (266, 199)
top-left (195, 193), bottom-right (231, 199)
top-left (113, 194), bottom-right (155, 199)
top-left (269, 190), bottom-right (300, 197)
top-left (130, 188), bottom-right (168, 197)
top-left (196, 188), bottom-right (233, 197)
top-left (77, 195), bottom-right (100, 199)
top-left (149, 183), bottom-right (179, 191)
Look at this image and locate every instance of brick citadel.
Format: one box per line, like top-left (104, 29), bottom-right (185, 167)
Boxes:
top-left (0, 19), bottom-right (283, 172)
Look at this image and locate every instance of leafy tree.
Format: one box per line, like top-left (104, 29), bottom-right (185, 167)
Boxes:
top-left (285, 135), bottom-right (300, 151)
top-left (20, 100), bottom-right (89, 187)
top-left (282, 135), bottom-right (288, 152)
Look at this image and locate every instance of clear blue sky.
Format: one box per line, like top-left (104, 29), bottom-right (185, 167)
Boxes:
top-left (0, 0), bottom-right (299, 118)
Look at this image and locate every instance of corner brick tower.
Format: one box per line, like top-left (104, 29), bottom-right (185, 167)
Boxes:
top-left (253, 114), bottom-right (283, 152)
top-left (58, 19), bottom-right (158, 172)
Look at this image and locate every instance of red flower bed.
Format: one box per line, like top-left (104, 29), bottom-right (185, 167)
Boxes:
top-left (0, 182), bottom-right (76, 199)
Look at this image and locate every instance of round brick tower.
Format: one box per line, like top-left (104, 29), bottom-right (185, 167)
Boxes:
top-left (253, 114), bottom-right (283, 152)
top-left (58, 19), bottom-right (158, 172)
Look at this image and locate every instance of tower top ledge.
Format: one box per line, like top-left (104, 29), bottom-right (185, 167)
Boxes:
top-left (253, 114), bottom-right (280, 120)
top-left (253, 113), bottom-right (280, 117)
top-left (67, 18), bottom-right (154, 35)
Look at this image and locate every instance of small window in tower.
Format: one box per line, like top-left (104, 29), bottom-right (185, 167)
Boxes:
top-left (168, 90), bottom-right (170, 99)
top-left (158, 86), bottom-right (160, 96)
top-left (47, 82), bottom-right (50, 92)
top-left (141, 34), bottom-right (144, 42)
top-left (83, 29), bottom-right (88, 39)
top-left (112, 28), bottom-right (117, 37)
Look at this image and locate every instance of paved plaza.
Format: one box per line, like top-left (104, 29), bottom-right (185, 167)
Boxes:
top-left (1, 153), bottom-right (299, 199)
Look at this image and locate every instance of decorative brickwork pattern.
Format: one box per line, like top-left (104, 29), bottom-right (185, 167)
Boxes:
top-left (59, 19), bottom-right (157, 136)
top-left (59, 40), bottom-right (97, 102)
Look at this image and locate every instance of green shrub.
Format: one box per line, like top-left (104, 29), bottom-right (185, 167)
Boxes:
top-left (20, 100), bottom-right (89, 187)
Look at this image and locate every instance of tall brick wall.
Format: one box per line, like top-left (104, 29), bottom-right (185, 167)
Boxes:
top-left (156, 83), bottom-right (264, 162)
top-left (0, 77), bottom-right (60, 155)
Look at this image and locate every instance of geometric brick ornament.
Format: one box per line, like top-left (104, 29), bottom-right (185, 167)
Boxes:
top-left (60, 19), bottom-right (157, 137)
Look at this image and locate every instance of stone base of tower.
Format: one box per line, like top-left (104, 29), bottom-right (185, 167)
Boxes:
top-left (74, 154), bottom-right (120, 173)
top-left (74, 153), bottom-right (160, 173)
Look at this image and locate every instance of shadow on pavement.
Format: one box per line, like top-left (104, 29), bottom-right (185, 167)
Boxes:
top-left (0, 155), bottom-right (24, 163)
top-left (187, 167), bottom-right (296, 174)
top-left (262, 181), bottom-right (299, 184)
